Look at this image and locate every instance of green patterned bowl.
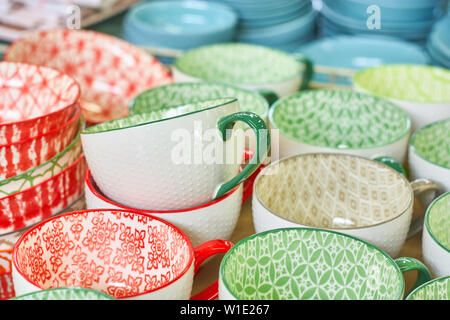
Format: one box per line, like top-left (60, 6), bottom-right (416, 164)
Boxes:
top-left (406, 276), bottom-right (450, 300)
top-left (353, 64), bottom-right (450, 131)
top-left (269, 89), bottom-right (411, 161)
top-left (11, 287), bottom-right (114, 300)
top-left (219, 228), bottom-right (430, 300)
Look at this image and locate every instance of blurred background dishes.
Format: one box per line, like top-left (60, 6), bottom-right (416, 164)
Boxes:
top-left (123, 0), bottom-right (238, 64)
top-left (427, 14), bottom-right (450, 68)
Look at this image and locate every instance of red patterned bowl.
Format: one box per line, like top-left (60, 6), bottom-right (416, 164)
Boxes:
top-left (0, 153), bottom-right (86, 234)
top-left (0, 62), bottom-right (80, 145)
top-left (0, 229), bottom-right (24, 300)
top-left (12, 209), bottom-right (233, 300)
top-left (0, 106), bottom-right (81, 180)
top-left (5, 29), bottom-right (173, 123)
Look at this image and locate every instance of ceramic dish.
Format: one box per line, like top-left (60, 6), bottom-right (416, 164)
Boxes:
top-left (4, 29), bottom-right (173, 123)
top-left (0, 119), bottom-right (83, 197)
top-left (12, 288), bottom-right (114, 300)
top-left (0, 153), bottom-right (86, 234)
top-left (12, 209), bottom-right (233, 300)
top-left (219, 228), bottom-right (430, 299)
top-left (406, 276), bottom-right (450, 300)
top-left (0, 62), bottom-right (80, 145)
top-left (0, 106), bottom-right (81, 180)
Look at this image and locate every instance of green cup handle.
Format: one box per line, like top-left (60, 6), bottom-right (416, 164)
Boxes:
top-left (291, 53), bottom-right (313, 91)
top-left (214, 112), bottom-right (270, 199)
top-left (258, 90), bottom-right (279, 106)
top-left (373, 156), bottom-right (407, 177)
top-left (394, 257), bottom-right (431, 297)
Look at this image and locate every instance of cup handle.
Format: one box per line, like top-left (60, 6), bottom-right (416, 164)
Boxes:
top-left (257, 90), bottom-right (279, 106)
top-left (214, 112), bottom-right (270, 200)
top-left (373, 156), bottom-right (407, 177)
top-left (291, 53), bottom-right (313, 90)
top-left (241, 149), bottom-right (265, 203)
top-left (190, 239), bottom-right (234, 300)
top-left (394, 257), bottom-right (431, 297)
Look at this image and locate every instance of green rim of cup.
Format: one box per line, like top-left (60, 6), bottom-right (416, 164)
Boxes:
top-left (269, 90), bottom-right (411, 150)
top-left (11, 287), bottom-right (115, 300)
top-left (83, 98), bottom-right (237, 134)
top-left (410, 118), bottom-right (450, 169)
top-left (129, 82), bottom-right (269, 120)
top-left (174, 43), bottom-right (301, 85)
top-left (425, 192), bottom-right (450, 253)
top-left (220, 227), bottom-right (405, 300)
top-left (406, 276), bottom-right (450, 300)
top-left (353, 64), bottom-right (450, 103)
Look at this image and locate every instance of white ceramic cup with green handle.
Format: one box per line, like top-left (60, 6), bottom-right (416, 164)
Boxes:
top-left (172, 43), bottom-right (313, 102)
top-left (269, 89), bottom-right (411, 163)
top-left (353, 65), bottom-right (450, 132)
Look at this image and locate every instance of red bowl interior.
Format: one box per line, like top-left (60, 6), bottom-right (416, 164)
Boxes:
top-left (5, 29), bottom-right (173, 123)
top-left (13, 209), bottom-right (194, 299)
top-left (0, 61), bottom-right (80, 125)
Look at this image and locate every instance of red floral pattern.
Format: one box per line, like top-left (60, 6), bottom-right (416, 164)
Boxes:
top-left (14, 210), bottom-right (193, 299)
top-left (5, 29), bottom-right (173, 123)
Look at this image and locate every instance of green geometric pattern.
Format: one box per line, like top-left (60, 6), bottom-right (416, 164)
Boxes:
top-left (407, 277), bottom-right (450, 300)
top-left (84, 98), bottom-right (235, 134)
top-left (12, 288), bottom-right (114, 300)
top-left (129, 82), bottom-right (268, 119)
top-left (0, 125), bottom-right (82, 197)
top-left (175, 43), bottom-right (301, 84)
top-left (427, 192), bottom-right (450, 250)
top-left (354, 65), bottom-right (450, 103)
top-left (412, 119), bottom-right (450, 169)
top-left (221, 228), bottom-right (402, 300)
top-left (270, 90), bottom-right (410, 149)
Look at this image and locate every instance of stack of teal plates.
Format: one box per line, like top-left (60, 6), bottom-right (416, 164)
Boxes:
top-left (426, 15), bottom-right (450, 68)
top-left (319, 0), bottom-right (447, 44)
top-left (207, 0), bottom-right (317, 52)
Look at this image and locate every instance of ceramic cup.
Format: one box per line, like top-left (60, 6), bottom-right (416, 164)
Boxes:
top-left (269, 89), bottom-right (411, 162)
top-left (12, 287), bottom-right (114, 300)
top-left (219, 228), bottom-right (430, 300)
top-left (353, 65), bottom-right (450, 131)
top-left (81, 98), bottom-right (270, 211)
top-left (422, 192), bottom-right (450, 278)
top-left (252, 153), bottom-right (440, 257)
top-left (172, 43), bottom-right (313, 102)
top-left (409, 118), bottom-right (450, 192)
top-left (12, 209), bottom-right (234, 300)
top-left (406, 276), bottom-right (450, 300)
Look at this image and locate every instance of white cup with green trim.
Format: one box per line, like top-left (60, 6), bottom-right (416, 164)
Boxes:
top-left (269, 90), bottom-right (411, 163)
top-left (353, 65), bottom-right (450, 132)
top-left (252, 153), bottom-right (440, 257)
top-left (406, 276), bottom-right (450, 300)
top-left (219, 228), bottom-right (431, 300)
top-left (172, 43), bottom-right (313, 103)
top-left (81, 98), bottom-right (270, 211)
top-left (409, 118), bottom-right (450, 192)
top-left (422, 192), bottom-right (450, 278)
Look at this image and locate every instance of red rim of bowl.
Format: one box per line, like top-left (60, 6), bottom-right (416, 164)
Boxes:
top-left (85, 168), bottom-right (241, 214)
top-left (0, 61), bottom-right (81, 128)
top-left (12, 208), bottom-right (195, 299)
top-left (0, 104), bottom-right (81, 149)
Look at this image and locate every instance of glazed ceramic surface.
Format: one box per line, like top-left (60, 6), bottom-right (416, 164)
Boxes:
top-left (422, 192), bottom-right (450, 278)
top-left (353, 65), bottom-right (450, 131)
top-left (12, 209), bottom-right (233, 300)
top-left (173, 43), bottom-right (310, 98)
top-left (0, 120), bottom-right (83, 197)
top-left (0, 62), bottom-right (80, 145)
top-left (269, 90), bottom-right (411, 161)
top-left (0, 229), bottom-right (23, 300)
top-left (12, 287), bottom-right (114, 300)
top-left (82, 98), bottom-right (269, 210)
top-left (406, 276), bottom-right (450, 300)
top-left (252, 153), bottom-right (439, 257)
top-left (84, 169), bottom-right (243, 247)
top-left (409, 118), bottom-right (450, 192)
top-left (4, 29), bottom-right (173, 123)
top-left (0, 106), bottom-right (81, 180)
top-left (219, 228), bottom-right (430, 300)
top-left (0, 153), bottom-right (86, 234)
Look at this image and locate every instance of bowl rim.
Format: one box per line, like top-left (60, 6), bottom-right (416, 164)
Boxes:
top-left (0, 61), bottom-right (80, 129)
top-left (424, 191), bottom-right (450, 253)
top-left (12, 208), bottom-right (196, 299)
top-left (11, 287), bottom-right (115, 300)
top-left (405, 275), bottom-right (450, 300)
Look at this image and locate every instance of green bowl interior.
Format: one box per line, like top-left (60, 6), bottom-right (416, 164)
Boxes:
top-left (407, 276), bottom-right (450, 300)
top-left (427, 192), bottom-right (450, 250)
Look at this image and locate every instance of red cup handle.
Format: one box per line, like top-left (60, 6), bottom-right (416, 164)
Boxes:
top-left (190, 239), bottom-right (234, 300)
top-left (241, 149), bottom-right (265, 204)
